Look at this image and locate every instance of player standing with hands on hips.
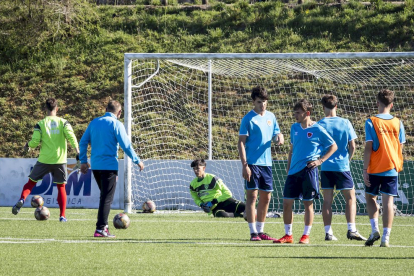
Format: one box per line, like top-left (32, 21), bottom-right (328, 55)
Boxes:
top-left (12, 98), bottom-right (79, 222)
top-left (238, 86), bottom-right (284, 241)
top-left (363, 89), bottom-right (405, 247)
top-left (79, 100), bottom-right (144, 238)
top-left (274, 99), bottom-right (337, 244)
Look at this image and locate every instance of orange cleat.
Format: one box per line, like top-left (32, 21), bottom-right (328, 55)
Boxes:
top-left (299, 234), bottom-right (310, 244)
top-left (273, 234), bottom-right (294, 244)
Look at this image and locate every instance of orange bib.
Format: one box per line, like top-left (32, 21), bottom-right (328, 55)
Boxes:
top-left (368, 116), bottom-right (403, 174)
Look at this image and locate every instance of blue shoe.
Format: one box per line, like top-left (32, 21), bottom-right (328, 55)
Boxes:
top-left (59, 216), bottom-right (67, 222)
top-left (12, 199), bottom-right (25, 215)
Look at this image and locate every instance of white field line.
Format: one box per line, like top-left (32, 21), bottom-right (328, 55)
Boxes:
top-left (1, 237), bottom-right (414, 248)
top-left (0, 217), bottom-right (413, 227)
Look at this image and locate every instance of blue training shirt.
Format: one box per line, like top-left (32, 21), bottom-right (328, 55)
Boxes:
top-left (289, 122), bottom-right (336, 175)
top-left (365, 113), bottom-right (405, 176)
top-left (79, 112), bottom-right (141, 170)
top-left (318, 117), bottom-right (357, 172)
top-left (239, 110), bottom-right (280, 167)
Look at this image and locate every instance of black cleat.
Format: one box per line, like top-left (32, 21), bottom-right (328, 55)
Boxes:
top-left (365, 231), bottom-right (380, 246)
top-left (347, 230), bottom-right (367, 241)
top-left (325, 233), bottom-right (338, 241)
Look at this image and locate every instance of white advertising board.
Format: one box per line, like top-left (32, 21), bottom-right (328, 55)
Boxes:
top-left (0, 158), bottom-right (124, 209)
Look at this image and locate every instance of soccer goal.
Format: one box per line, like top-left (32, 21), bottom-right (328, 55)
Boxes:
top-left (124, 52), bottom-right (414, 215)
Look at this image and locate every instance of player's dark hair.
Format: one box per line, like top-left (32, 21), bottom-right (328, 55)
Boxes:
top-left (45, 98), bottom-right (58, 112)
top-left (106, 100), bottom-right (122, 113)
top-left (321, 95), bottom-right (338, 109)
top-left (377, 89), bottom-right (395, 106)
top-left (294, 99), bottom-right (313, 114)
top-left (191, 159), bottom-right (206, 168)
top-left (251, 86), bottom-right (269, 101)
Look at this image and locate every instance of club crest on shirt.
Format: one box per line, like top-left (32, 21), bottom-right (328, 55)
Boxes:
top-left (267, 120), bottom-right (272, 126)
top-left (204, 184), bottom-right (209, 190)
top-left (307, 132), bottom-right (313, 138)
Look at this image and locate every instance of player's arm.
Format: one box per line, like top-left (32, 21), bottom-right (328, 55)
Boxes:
top-left (348, 139), bottom-right (356, 161)
top-left (115, 121), bottom-right (144, 171)
top-left (27, 123), bottom-right (42, 148)
top-left (286, 144), bottom-right (293, 174)
top-left (272, 133), bottom-right (284, 145)
top-left (189, 185), bottom-right (203, 207)
top-left (237, 135), bottom-right (251, 181)
top-left (79, 124), bottom-right (91, 174)
top-left (363, 141), bottom-right (373, 187)
top-left (215, 178), bottom-right (232, 203)
top-left (307, 143), bottom-right (337, 169)
top-left (63, 121), bottom-right (80, 155)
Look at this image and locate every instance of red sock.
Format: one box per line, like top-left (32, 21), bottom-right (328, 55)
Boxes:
top-left (20, 179), bottom-right (37, 200)
top-left (57, 184), bottom-right (67, 218)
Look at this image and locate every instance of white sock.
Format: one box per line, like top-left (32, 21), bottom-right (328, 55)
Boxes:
top-left (248, 223), bottom-right (257, 234)
top-left (370, 218), bottom-right (379, 233)
top-left (347, 223), bottom-right (356, 232)
top-left (382, 228), bottom-right (391, 242)
top-left (284, 224), bottom-right (293, 236)
top-left (324, 225), bottom-right (333, 235)
top-left (303, 225), bottom-right (312, 236)
top-left (256, 222), bottom-right (264, 234)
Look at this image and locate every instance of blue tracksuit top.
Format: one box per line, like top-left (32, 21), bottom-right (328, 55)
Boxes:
top-left (79, 112), bottom-right (141, 170)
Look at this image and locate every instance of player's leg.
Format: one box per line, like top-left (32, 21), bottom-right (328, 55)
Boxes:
top-left (254, 166), bottom-right (276, 240)
top-left (219, 198), bottom-right (245, 217)
top-left (214, 210), bottom-right (234, 217)
top-left (365, 174), bottom-right (381, 246)
top-left (299, 167), bottom-right (319, 244)
top-left (300, 200), bottom-right (313, 244)
top-left (52, 164), bottom-right (68, 222)
top-left (93, 170), bottom-right (118, 238)
top-left (12, 161), bottom-right (47, 215)
top-left (245, 189), bottom-right (259, 240)
top-left (274, 173), bottom-right (300, 244)
top-left (342, 189), bottom-right (366, 241)
top-left (379, 176), bottom-right (398, 247)
top-left (322, 189), bottom-right (336, 240)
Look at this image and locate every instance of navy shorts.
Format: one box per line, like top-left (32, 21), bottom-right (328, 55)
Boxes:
top-left (245, 165), bottom-right (273, 192)
top-left (284, 167), bottom-right (319, 201)
top-left (365, 175), bottom-right (398, 197)
top-left (321, 171), bottom-right (354, 190)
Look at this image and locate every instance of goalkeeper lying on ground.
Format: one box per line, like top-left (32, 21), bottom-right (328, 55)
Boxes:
top-left (190, 159), bottom-right (245, 217)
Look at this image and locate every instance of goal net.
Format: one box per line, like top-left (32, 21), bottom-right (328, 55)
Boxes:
top-left (124, 53), bottom-right (414, 215)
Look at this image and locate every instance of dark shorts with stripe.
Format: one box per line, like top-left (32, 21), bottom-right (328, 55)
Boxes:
top-left (321, 171), bottom-right (354, 190)
top-left (365, 175), bottom-right (398, 197)
top-left (283, 167), bottom-right (319, 201)
top-left (29, 161), bottom-right (67, 184)
top-left (245, 165), bottom-right (273, 192)
top-left (213, 198), bottom-right (245, 217)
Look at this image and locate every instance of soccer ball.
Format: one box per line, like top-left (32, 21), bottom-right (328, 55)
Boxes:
top-left (142, 200), bottom-right (156, 213)
top-left (34, 206), bottom-right (50, 220)
top-left (31, 195), bottom-right (44, 208)
top-left (113, 213), bottom-right (131, 229)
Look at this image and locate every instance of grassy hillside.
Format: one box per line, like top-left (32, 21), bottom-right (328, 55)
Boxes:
top-left (0, 0), bottom-right (413, 158)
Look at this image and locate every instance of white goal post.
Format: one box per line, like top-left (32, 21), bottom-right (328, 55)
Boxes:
top-left (124, 52), bottom-right (414, 214)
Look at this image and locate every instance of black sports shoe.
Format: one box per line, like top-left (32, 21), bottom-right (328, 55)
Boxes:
top-left (365, 231), bottom-right (380, 246)
top-left (347, 230), bottom-right (367, 241)
top-left (325, 233), bottom-right (338, 241)
top-left (12, 199), bottom-right (25, 215)
top-left (250, 233), bottom-right (261, 241)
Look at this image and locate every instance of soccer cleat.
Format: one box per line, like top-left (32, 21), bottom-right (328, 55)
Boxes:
top-left (273, 234), bottom-right (294, 244)
top-left (12, 199), bottom-right (25, 215)
top-left (59, 216), bottom-right (67, 222)
top-left (347, 230), bottom-right (367, 241)
top-left (365, 231), bottom-right (380, 246)
top-left (258, 233), bottom-right (278, 241)
top-left (250, 233), bottom-right (262, 241)
top-left (380, 241), bottom-right (390, 247)
top-left (299, 235), bottom-right (310, 244)
top-left (94, 229), bottom-right (116, 238)
top-left (325, 233), bottom-right (338, 241)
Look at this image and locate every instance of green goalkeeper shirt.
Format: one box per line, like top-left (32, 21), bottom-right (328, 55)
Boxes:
top-left (189, 173), bottom-right (233, 207)
top-left (28, 116), bottom-right (78, 164)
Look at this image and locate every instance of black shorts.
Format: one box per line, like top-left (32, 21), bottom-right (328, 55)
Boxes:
top-left (213, 198), bottom-right (245, 216)
top-left (29, 161), bottom-right (67, 184)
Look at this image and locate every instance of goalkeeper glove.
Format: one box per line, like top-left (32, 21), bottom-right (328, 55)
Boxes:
top-left (76, 153), bottom-right (80, 161)
top-left (23, 142), bottom-right (29, 153)
top-left (200, 202), bottom-right (213, 213)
